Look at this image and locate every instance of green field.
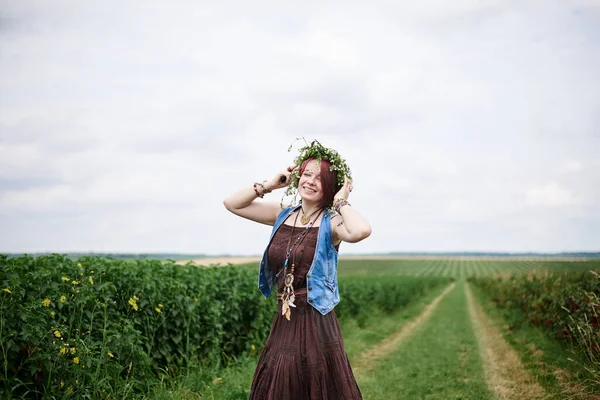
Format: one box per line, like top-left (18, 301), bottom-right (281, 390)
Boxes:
top-left (197, 259), bottom-right (600, 399)
top-left (2, 256), bottom-right (599, 399)
top-left (189, 259), bottom-right (600, 399)
top-left (337, 258), bottom-right (600, 278)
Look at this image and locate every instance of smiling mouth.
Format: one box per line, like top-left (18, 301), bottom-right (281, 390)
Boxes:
top-left (303, 186), bottom-right (317, 194)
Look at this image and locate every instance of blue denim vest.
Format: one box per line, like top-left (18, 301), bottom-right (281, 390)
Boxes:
top-left (258, 205), bottom-right (340, 315)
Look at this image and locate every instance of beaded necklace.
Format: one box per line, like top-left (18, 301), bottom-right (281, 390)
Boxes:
top-left (280, 208), bottom-right (323, 321)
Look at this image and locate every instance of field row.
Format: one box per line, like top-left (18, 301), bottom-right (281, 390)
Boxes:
top-left (337, 258), bottom-right (600, 278)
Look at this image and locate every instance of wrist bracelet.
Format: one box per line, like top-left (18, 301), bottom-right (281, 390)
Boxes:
top-left (333, 198), bottom-right (350, 213)
top-left (253, 183), bottom-right (264, 198)
top-left (259, 181), bottom-right (272, 194)
top-left (253, 181), bottom-right (272, 199)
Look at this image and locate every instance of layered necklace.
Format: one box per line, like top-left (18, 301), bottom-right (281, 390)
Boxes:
top-left (280, 207), bottom-right (323, 321)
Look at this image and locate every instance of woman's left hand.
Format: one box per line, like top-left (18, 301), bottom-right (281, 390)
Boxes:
top-left (334, 176), bottom-right (353, 201)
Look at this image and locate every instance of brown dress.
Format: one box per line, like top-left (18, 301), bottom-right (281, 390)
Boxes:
top-left (249, 224), bottom-right (363, 400)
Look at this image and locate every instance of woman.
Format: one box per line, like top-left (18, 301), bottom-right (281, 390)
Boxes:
top-left (223, 142), bottom-right (371, 399)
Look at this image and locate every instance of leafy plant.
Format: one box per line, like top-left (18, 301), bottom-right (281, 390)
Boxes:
top-left (0, 254), bottom-right (449, 398)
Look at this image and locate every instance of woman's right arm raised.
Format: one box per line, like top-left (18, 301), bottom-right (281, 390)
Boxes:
top-left (223, 165), bottom-right (296, 226)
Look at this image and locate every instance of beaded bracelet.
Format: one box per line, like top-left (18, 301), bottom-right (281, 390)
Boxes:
top-left (253, 181), bottom-right (272, 198)
top-left (333, 198), bottom-right (350, 213)
top-left (253, 183), bottom-right (264, 198)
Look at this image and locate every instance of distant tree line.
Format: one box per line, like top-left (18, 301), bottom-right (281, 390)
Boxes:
top-left (3, 252), bottom-right (216, 260)
top-left (3, 251), bottom-right (600, 259)
top-left (377, 252), bottom-right (600, 258)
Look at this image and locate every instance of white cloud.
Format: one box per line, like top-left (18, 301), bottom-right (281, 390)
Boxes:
top-left (1, 0), bottom-right (599, 253)
top-left (526, 182), bottom-right (579, 207)
top-left (557, 160), bottom-right (583, 174)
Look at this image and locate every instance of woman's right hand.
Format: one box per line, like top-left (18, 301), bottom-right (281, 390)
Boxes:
top-left (265, 164), bottom-right (297, 191)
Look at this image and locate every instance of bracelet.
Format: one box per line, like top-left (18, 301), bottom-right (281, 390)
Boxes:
top-left (333, 198), bottom-right (350, 213)
top-left (253, 181), bottom-right (272, 198)
top-left (253, 183), bottom-right (264, 198)
top-left (257, 181), bottom-right (272, 195)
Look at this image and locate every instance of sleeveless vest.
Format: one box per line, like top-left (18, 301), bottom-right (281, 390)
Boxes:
top-left (258, 205), bottom-right (340, 315)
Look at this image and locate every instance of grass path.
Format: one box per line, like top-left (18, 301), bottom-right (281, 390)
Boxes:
top-left (465, 283), bottom-right (546, 400)
top-left (351, 282), bottom-right (456, 376)
top-left (356, 281), bottom-right (492, 399)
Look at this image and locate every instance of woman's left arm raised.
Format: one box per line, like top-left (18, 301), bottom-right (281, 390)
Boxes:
top-left (331, 177), bottom-right (372, 244)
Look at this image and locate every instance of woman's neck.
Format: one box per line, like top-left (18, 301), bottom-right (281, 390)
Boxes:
top-left (300, 201), bottom-right (321, 217)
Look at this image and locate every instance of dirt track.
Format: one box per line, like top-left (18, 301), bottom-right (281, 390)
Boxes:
top-left (465, 283), bottom-right (546, 399)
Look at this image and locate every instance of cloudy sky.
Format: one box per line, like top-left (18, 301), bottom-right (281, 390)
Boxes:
top-left (1, 0), bottom-right (599, 255)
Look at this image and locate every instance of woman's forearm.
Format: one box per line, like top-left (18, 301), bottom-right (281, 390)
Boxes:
top-left (223, 185), bottom-right (260, 211)
top-left (224, 166), bottom-right (293, 212)
top-left (338, 205), bottom-right (371, 241)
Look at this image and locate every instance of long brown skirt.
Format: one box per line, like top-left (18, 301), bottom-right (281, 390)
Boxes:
top-left (249, 295), bottom-right (362, 399)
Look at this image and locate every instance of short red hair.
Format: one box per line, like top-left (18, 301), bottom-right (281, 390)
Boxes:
top-left (299, 158), bottom-right (338, 209)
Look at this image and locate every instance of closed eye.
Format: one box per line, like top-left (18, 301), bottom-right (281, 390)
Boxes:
top-left (303, 172), bottom-right (321, 179)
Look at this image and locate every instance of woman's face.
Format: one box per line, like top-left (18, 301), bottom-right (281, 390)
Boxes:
top-left (298, 159), bottom-right (324, 203)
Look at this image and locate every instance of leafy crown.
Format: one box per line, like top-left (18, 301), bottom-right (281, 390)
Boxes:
top-left (283, 138), bottom-right (352, 204)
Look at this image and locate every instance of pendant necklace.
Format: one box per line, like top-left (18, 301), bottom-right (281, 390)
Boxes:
top-left (281, 207), bottom-right (323, 321)
top-left (300, 207), bottom-right (321, 225)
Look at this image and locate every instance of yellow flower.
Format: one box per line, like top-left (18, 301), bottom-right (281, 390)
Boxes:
top-left (70, 347), bottom-right (77, 355)
top-left (128, 298), bottom-right (138, 311)
top-left (73, 357), bottom-right (79, 364)
top-left (107, 352), bottom-right (114, 358)
top-left (50, 311), bottom-right (55, 317)
top-left (60, 347), bottom-right (67, 355)
top-left (77, 263), bottom-right (82, 268)
top-left (66, 387), bottom-right (73, 394)
top-left (60, 295), bottom-right (66, 303)
top-left (54, 330), bottom-right (61, 338)
top-left (133, 295), bottom-right (139, 301)
top-left (42, 298), bottom-right (51, 307)
top-left (88, 277), bottom-right (94, 285)
top-left (155, 307), bottom-right (162, 313)
top-left (71, 281), bottom-right (79, 285)
top-left (2, 288), bottom-right (11, 294)
top-left (158, 303), bottom-right (163, 308)
top-left (60, 381), bottom-right (64, 388)
top-left (251, 344), bottom-right (255, 351)
top-left (61, 277), bottom-right (70, 282)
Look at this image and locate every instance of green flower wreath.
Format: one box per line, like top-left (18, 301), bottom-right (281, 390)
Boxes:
top-left (283, 138), bottom-right (352, 206)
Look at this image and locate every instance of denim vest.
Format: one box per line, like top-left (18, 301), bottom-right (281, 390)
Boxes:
top-left (258, 205), bottom-right (340, 315)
